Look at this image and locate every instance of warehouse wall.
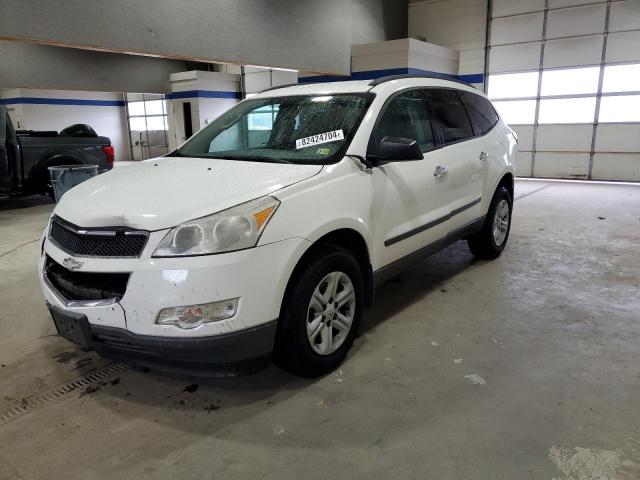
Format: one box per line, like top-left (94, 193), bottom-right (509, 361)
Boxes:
top-left (166, 71), bottom-right (242, 151)
top-left (408, 0), bottom-right (488, 86)
top-left (0, 88), bottom-right (130, 161)
top-left (0, 0), bottom-right (407, 76)
top-left (0, 41), bottom-right (191, 94)
top-left (243, 67), bottom-right (299, 96)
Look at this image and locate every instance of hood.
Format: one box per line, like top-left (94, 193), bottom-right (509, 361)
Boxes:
top-left (54, 157), bottom-right (322, 230)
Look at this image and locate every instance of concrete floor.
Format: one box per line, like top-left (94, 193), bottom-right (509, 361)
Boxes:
top-left (0, 179), bottom-right (639, 480)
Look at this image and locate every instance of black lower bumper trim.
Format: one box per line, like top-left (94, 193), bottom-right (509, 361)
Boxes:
top-left (90, 322), bottom-right (277, 376)
top-left (47, 303), bottom-right (277, 376)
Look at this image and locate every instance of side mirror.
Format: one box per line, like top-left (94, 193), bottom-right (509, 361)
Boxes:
top-left (367, 136), bottom-right (423, 165)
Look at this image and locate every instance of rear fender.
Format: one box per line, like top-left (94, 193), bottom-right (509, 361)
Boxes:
top-left (24, 152), bottom-right (85, 194)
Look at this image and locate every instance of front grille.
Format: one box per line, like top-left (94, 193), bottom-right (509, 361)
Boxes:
top-left (45, 256), bottom-right (130, 302)
top-left (49, 216), bottom-right (148, 258)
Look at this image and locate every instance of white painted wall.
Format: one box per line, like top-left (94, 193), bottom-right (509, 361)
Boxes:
top-left (0, 88), bottom-right (130, 162)
top-left (167, 71), bottom-right (242, 151)
top-left (0, 88), bottom-right (24, 128)
top-left (197, 99), bottom-right (240, 128)
top-left (243, 67), bottom-right (298, 95)
top-left (351, 38), bottom-right (460, 76)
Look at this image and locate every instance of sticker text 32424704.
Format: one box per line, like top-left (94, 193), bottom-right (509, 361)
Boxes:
top-left (296, 129), bottom-right (344, 150)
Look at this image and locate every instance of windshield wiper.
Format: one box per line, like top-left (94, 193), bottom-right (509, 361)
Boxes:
top-left (165, 152), bottom-right (293, 164)
top-left (165, 150), bottom-right (186, 157)
top-left (217, 155), bottom-right (293, 164)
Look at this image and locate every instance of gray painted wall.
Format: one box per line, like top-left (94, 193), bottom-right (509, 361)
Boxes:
top-left (0, 41), bottom-right (191, 93)
top-left (0, 0), bottom-right (407, 75)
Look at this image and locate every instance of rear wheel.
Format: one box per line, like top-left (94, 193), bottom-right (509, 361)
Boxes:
top-left (274, 246), bottom-right (363, 377)
top-left (33, 159), bottom-right (78, 199)
top-left (44, 181), bottom-right (55, 200)
top-left (467, 186), bottom-right (512, 260)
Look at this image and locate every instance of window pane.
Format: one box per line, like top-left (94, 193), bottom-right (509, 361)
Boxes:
top-left (540, 67), bottom-right (600, 96)
top-left (129, 117), bottom-right (147, 131)
top-left (146, 115), bottom-right (168, 130)
top-left (458, 91), bottom-right (499, 135)
top-left (488, 72), bottom-right (539, 99)
top-left (127, 101), bottom-right (146, 116)
top-left (247, 105), bottom-right (278, 130)
top-left (492, 100), bottom-right (537, 124)
top-left (599, 95), bottom-right (640, 122)
top-left (247, 112), bottom-right (274, 130)
top-left (144, 100), bottom-right (166, 116)
top-left (373, 90), bottom-right (435, 151)
top-left (424, 90), bottom-right (474, 143)
top-left (538, 97), bottom-right (596, 123)
top-left (180, 94), bottom-right (371, 164)
top-left (602, 64), bottom-right (640, 93)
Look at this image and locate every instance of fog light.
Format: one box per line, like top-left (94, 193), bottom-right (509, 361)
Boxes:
top-left (156, 298), bottom-right (239, 329)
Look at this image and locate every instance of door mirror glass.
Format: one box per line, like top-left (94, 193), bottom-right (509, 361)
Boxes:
top-left (372, 136), bottom-right (423, 164)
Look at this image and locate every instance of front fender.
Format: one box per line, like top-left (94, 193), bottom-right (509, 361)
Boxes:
top-left (259, 160), bottom-right (375, 255)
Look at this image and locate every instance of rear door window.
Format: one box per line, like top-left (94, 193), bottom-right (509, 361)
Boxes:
top-left (458, 91), bottom-right (499, 136)
top-left (423, 89), bottom-right (474, 144)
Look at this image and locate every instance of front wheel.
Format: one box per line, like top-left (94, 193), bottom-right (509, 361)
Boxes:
top-left (274, 246), bottom-right (363, 377)
top-left (467, 186), bottom-right (512, 260)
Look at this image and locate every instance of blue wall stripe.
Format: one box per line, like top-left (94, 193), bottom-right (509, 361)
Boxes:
top-left (0, 90), bottom-right (242, 106)
top-left (458, 73), bottom-right (485, 84)
top-left (0, 73), bottom-right (482, 107)
top-left (299, 67), bottom-right (485, 85)
top-left (0, 97), bottom-right (125, 107)
top-left (167, 90), bottom-right (242, 100)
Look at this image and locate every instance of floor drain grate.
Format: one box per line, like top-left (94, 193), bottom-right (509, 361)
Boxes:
top-left (0, 363), bottom-right (129, 427)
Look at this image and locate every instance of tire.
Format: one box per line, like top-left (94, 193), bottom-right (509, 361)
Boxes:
top-left (274, 246), bottom-right (364, 377)
top-left (467, 186), bottom-right (512, 260)
top-left (33, 159), bottom-right (78, 199)
top-left (24, 168), bottom-right (53, 198)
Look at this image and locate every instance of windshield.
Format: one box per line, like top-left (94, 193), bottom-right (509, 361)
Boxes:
top-left (172, 93), bottom-right (372, 164)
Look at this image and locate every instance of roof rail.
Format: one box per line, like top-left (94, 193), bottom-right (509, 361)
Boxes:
top-left (258, 82), bottom-right (306, 94)
top-left (368, 73), bottom-right (474, 88)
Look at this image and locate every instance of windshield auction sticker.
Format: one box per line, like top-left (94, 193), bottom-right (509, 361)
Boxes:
top-left (296, 129), bottom-right (344, 149)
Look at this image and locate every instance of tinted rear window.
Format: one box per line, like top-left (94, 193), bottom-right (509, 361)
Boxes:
top-left (424, 90), bottom-right (474, 144)
top-left (458, 91), bottom-right (499, 136)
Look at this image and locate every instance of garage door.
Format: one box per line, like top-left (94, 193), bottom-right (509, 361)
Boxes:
top-left (486, 0), bottom-right (640, 181)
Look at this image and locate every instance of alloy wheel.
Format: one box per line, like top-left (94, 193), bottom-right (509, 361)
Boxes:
top-left (492, 199), bottom-right (510, 247)
top-left (306, 271), bottom-right (356, 355)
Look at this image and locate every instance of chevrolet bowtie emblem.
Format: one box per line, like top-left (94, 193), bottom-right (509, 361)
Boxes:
top-left (62, 257), bottom-right (83, 271)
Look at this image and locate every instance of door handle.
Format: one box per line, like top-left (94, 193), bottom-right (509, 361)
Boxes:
top-left (433, 165), bottom-right (448, 178)
top-left (479, 151), bottom-right (488, 161)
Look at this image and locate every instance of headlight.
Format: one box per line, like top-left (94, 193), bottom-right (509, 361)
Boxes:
top-left (152, 196), bottom-right (280, 257)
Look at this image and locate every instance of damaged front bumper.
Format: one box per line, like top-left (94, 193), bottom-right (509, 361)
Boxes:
top-left (39, 233), bottom-right (310, 375)
top-left (47, 303), bottom-right (276, 375)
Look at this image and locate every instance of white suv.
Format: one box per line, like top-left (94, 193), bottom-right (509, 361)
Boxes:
top-left (39, 75), bottom-right (517, 377)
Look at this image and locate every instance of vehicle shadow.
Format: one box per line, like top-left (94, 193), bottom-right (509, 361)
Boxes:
top-left (82, 241), bottom-right (478, 437)
top-left (0, 194), bottom-right (53, 211)
top-left (359, 241), bottom-right (476, 336)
